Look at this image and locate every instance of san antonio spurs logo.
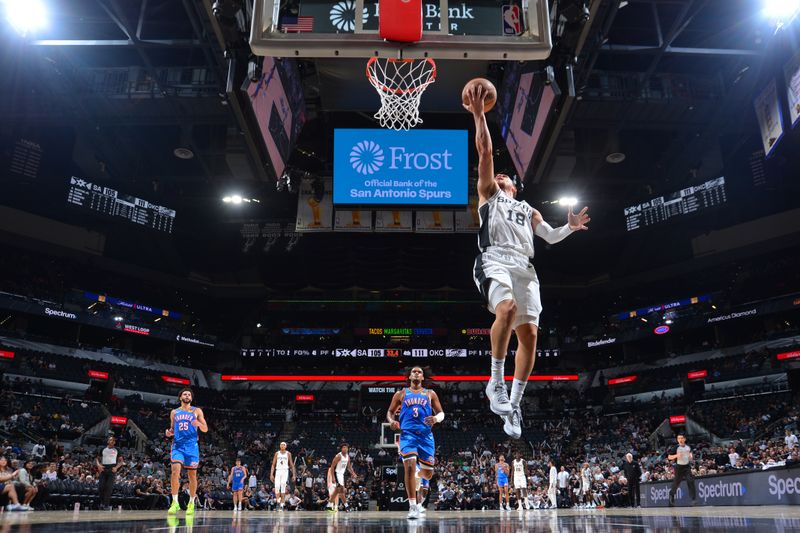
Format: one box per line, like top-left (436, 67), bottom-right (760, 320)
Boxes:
top-left (350, 140), bottom-right (384, 175)
top-left (329, 0), bottom-right (368, 32)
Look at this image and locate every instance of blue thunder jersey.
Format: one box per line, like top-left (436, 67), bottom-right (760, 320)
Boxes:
top-left (173, 407), bottom-right (198, 444)
top-left (399, 388), bottom-right (433, 435)
top-left (232, 466), bottom-right (245, 483)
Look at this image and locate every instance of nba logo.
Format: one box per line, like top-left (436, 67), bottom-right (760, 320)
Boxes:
top-left (502, 5), bottom-right (521, 35)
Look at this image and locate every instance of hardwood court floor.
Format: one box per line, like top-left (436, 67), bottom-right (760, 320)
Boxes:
top-left (2, 507), bottom-right (800, 531)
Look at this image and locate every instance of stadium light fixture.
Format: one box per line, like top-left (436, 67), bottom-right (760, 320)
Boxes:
top-left (5, 0), bottom-right (48, 35)
top-left (763, 0), bottom-right (800, 22)
top-left (558, 197), bottom-right (578, 207)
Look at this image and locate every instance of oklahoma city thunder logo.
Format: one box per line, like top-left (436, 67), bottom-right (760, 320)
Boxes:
top-left (350, 140), bottom-right (384, 175)
top-left (329, 1), bottom-right (368, 32)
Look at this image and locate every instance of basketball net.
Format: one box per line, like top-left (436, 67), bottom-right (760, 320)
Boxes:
top-left (366, 57), bottom-right (437, 131)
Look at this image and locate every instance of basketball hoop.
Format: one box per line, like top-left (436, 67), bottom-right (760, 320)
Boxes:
top-left (366, 57), bottom-right (437, 131)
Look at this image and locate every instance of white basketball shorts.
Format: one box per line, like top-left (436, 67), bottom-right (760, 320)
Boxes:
top-left (275, 470), bottom-right (289, 493)
top-left (473, 248), bottom-right (542, 328)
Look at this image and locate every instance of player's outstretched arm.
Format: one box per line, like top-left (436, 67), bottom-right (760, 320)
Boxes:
top-left (532, 206), bottom-right (589, 245)
top-left (463, 85), bottom-right (499, 203)
top-left (193, 408), bottom-right (209, 432)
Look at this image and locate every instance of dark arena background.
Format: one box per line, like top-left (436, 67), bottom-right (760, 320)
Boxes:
top-left (2, 0), bottom-right (800, 531)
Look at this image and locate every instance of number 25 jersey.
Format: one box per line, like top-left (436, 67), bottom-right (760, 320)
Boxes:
top-left (173, 407), bottom-right (198, 444)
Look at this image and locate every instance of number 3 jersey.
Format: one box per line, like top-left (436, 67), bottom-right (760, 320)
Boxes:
top-left (399, 388), bottom-right (432, 436)
top-left (477, 188), bottom-right (535, 259)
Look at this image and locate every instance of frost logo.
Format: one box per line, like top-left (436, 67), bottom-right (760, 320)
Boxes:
top-left (350, 140), bottom-right (384, 175)
top-left (330, 0), bottom-right (368, 32)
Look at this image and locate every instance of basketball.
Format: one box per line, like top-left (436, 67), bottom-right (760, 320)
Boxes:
top-left (462, 78), bottom-right (497, 113)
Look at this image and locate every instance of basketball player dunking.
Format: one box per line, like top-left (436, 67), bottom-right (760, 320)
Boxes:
top-left (512, 452), bottom-right (530, 510)
top-left (166, 388), bottom-right (208, 515)
top-left (495, 455), bottom-right (511, 510)
top-left (270, 441), bottom-right (296, 511)
top-left (327, 444), bottom-right (358, 513)
top-left (387, 366), bottom-right (444, 520)
top-left (228, 458), bottom-right (248, 511)
top-left (463, 85), bottom-right (590, 438)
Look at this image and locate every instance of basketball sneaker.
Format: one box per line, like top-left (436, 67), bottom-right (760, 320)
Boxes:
top-left (407, 505), bottom-right (419, 519)
top-left (485, 380), bottom-right (512, 415)
top-left (502, 406), bottom-right (522, 439)
top-left (417, 503), bottom-right (426, 516)
top-left (186, 501), bottom-right (195, 515)
top-left (167, 500), bottom-right (180, 514)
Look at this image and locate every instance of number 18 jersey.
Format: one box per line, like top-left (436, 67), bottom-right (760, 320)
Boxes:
top-left (477, 189), bottom-right (535, 258)
top-left (399, 388), bottom-right (432, 436)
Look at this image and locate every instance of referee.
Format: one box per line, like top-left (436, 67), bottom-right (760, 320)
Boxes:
top-left (667, 434), bottom-right (696, 506)
top-left (95, 435), bottom-right (124, 510)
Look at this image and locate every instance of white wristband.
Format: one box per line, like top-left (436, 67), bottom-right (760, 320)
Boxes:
top-left (433, 412), bottom-right (445, 423)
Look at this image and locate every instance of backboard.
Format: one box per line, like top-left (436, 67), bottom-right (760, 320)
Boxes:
top-left (250, 0), bottom-right (552, 60)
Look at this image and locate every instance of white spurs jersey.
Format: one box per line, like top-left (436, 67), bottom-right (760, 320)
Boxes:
top-left (335, 453), bottom-right (349, 474)
top-left (478, 189), bottom-right (535, 258)
top-left (513, 459), bottom-right (525, 477)
top-left (275, 451), bottom-right (290, 471)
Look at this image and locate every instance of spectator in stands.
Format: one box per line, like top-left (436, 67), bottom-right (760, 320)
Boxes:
top-left (31, 441), bottom-right (46, 461)
top-left (0, 463), bottom-right (24, 511)
top-left (16, 460), bottom-right (38, 509)
top-left (786, 429), bottom-right (798, 451)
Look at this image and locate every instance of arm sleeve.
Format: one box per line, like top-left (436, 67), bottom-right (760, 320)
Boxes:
top-left (534, 220), bottom-right (574, 244)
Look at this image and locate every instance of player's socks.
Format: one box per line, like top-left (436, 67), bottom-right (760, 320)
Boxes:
top-left (509, 379), bottom-right (527, 408)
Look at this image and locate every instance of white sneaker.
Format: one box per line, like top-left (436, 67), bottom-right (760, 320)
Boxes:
top-left (7, 504), bottom-right (24, 512)
top-left (417, 504), bottom-right (426, 515)
top-left (485, 380), bottom-right (512, 415)
top-left (502, 406), bottom-right (523, 439)
top-left (407, 506), bottom-right (419, 519)
top-left (517, 504), bottom-right (524, 511)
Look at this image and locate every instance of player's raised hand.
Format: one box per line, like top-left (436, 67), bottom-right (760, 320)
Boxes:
top-left (165, 428), bottom-right (174, 438)
top-left (462, 85), bottom-right (485, 116)
top-left (568, 206), bottom-right (590, 231)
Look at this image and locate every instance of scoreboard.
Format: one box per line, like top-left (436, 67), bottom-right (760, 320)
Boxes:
top-left (624, 177), bottom-right (727, 231)
top-left (67, 176), bottom-right (175, 233)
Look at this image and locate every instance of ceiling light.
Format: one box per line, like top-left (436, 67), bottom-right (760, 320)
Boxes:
top-left (231, 195), bottom-right (243, 204)
top-left (173, 147), bottom-right (194, 160)
top-left (605, 152), bottom-right (626, 164)
top-left (256, 323), bottom-right (262, 328)
top-left (222, 196), bottom-right (232, 203)
top-left (558, 197), bottom-right (578, 207)
top-left (763, 0), bottom-right (800, 21)
top-left (5, 0), bottom-right (47, 35)
top-left (113, 316), bottom-right (123, 322)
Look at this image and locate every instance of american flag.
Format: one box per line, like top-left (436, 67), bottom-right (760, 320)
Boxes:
top-left (281, 16), bottom-right (314, 33)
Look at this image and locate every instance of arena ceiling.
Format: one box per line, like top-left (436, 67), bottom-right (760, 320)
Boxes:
top-left (1, 0), bottom-right (798, 299)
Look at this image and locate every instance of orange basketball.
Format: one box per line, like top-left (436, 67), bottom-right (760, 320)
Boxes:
top-left (462, 78), bottom-right (497, 113)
